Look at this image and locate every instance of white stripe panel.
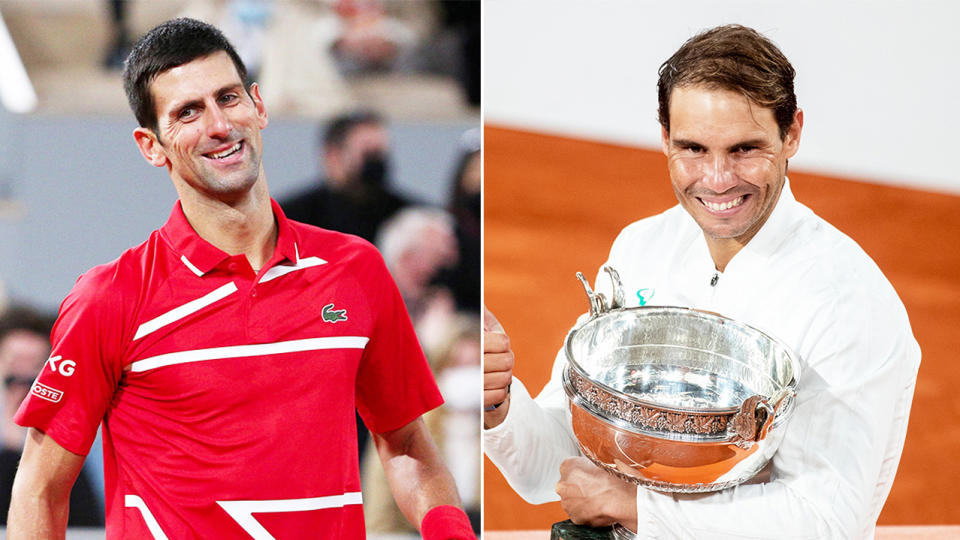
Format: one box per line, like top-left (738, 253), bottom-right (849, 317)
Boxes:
top-left (259, 256), bottom-right (327, 283)
top-left (180, 255), bottom-right (204, 277)
top-left (217, 492), bottom-right (363, 540)
top-left (127, 336), bottom-right (369, 373)
top-left (134, 282), bottom-right (238, 341)
top-left (125, 495), bottom-right (170, 540)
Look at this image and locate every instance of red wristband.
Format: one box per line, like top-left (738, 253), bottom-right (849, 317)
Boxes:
top-left (421, 505), bottom-right (476, 540)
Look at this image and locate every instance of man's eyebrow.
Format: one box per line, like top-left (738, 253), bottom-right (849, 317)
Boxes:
top-left (167, 84), bottom-right (245, 117)
top-left (727, 138), bottom-right (768, 150)
top-left (670, 137), bottom-right (770, 150)
top-left (216, 83), bottom-right (245, 95)
top-left (168, 98), bottom-right (202, 118)
top-left (671, 138), bottom-right (703, 148)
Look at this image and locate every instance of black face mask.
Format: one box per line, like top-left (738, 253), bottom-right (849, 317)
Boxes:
top-left (358, 152), bottom-right (389, 188)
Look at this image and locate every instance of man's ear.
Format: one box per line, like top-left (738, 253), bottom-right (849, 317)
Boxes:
top-left (660, 126), bottom-right (670, 156)
top-left (783, 108), bottom-right (803, 159)
top-left (133, 127), bottom-right (168, 168)
top-left (248, 82), bottom-right (268, 130)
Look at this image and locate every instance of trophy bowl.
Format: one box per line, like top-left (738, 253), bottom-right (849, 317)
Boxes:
top-left (562, 268), bottom-right (801, 493)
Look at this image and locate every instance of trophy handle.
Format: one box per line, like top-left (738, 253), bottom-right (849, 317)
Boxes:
top-left (576, 272), bottom-right (607, 318)
top-left (576, 266), bottom-right (626, 318)
top-left (731, 384), bottom-right (796, 444)
top-left (602, 265), bottom-right (625, 309)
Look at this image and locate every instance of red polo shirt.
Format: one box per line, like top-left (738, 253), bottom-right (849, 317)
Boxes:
top-left (15, 199), bottom-right (443, 539)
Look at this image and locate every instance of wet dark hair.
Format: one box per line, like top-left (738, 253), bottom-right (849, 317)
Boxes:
top-left (122, 17), bottom-right (250, 133)
top-left (320, 110), bottom-right (384, 151)
top-left (658, 24), bottom-right (797, 139)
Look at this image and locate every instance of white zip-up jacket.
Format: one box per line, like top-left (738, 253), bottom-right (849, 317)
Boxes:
top-left (484, 180), bottom-right (921, 539)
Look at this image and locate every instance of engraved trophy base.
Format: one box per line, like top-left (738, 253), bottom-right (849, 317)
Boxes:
top-left (550, 520), bottom-right (637, 540)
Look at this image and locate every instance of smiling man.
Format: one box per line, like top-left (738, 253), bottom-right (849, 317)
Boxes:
top-left (484, 25), bottom-right (920, 538)
top-left (664, 83), bottom-right (800, 271)
top-left (8, 18), bottom-right (474, 540)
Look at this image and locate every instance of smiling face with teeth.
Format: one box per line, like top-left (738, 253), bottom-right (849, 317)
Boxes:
top-left (133, 51), bottom-right (268, 204)
top-left (662, 85), bottom-right (802, 270)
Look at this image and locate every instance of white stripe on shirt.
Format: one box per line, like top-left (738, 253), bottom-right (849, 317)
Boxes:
top-left (217, 492), bottom-right (363, 540)
top-left (126, 336), bottom-right (369, 373)
top-left (133, 282), bottom-right (239, 341)
top-left (259, 256), bottom-right (327, 283)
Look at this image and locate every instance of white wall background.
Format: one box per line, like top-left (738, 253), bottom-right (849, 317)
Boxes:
top-left (484, 0), bottom-right (960, 194)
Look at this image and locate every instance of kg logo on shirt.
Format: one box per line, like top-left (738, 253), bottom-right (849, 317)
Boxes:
top-left (321, 303), bottom-right (348, 323)
top-left (46, 355), bottom-right (76, 376)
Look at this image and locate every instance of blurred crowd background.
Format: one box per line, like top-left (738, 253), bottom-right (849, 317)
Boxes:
top-left (0, 0), bottom-right (479, 535)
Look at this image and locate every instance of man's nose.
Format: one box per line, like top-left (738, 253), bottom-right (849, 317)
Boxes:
top-left (702, 153), bottom-right (737, 192)
top-left (204, 104), bottom-right (231, 139)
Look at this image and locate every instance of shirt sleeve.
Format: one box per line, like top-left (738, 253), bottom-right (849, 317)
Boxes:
top-left (482, 347), bottom-right (583, 504)
top-left (13, 270), bottom-right (126, 456)
top-left (354, 247), bottom-right (443, 434)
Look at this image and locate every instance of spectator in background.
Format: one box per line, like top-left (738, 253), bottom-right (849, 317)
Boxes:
top-left (102, 0), bottom-right (133, 70)
top-left (438, 128), bottom-right (480, 312)
top-left (417, 1), bottom-right (480, 106)
top-left (331, 0), bottom-right (422, 75)
top-left (376, 206), bottom-right (458, 354)
top-left (282, 110), bottom-right (414, 242)
top-left (333, 0), bottom-right (479, 105)
top-left (0, 306), bottom-right (102, 526)
top-left (179, 0), bottom-right (448, 117)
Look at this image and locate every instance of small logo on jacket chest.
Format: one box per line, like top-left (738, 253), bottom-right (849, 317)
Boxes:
top-left (636, 288), bottom-right (655, 306)
top-left (322, 303), bottom-right (348, 323)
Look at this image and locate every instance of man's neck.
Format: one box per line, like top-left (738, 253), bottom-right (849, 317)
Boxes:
top-left (178, 181), bottom-right (278, 272)
top-left (704, 190), bottom-right (784, 272)
top-left (705, 237), bottom-right (744, 273)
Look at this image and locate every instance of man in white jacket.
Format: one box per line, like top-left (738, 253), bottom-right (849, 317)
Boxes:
top-left (483, 24), bottom-right (920, 539)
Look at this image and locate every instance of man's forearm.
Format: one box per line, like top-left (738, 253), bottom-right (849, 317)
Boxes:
top-left (373, 417), bottom-right (462, 528)
top-left (483, 378), bottom-right (582, 504)
top-left (7, 430), bottom-right (82, 539)
top-left (7, 428), bottom-right (87, 539)
top-left (7, 487), bottom-right (70, 540)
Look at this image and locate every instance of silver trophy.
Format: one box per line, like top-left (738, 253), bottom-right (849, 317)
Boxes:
top-left (560, 267), bottom-right (801, 539)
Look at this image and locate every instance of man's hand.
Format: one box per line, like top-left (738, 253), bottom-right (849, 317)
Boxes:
top-left (556, 457), bottom-right (638, 532)
top-left (483, 306), bottom-right (513, 429)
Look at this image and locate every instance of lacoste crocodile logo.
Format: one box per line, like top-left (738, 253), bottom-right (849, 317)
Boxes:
top-left (322, 303), bottom-right (348, 323)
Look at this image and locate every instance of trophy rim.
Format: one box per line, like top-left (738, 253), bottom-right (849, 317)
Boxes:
top-left (562, 305), bottom-right (800, 442)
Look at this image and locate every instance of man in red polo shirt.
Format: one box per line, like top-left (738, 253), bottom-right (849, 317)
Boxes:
top-left (7, 18), bottom-right (474, 540)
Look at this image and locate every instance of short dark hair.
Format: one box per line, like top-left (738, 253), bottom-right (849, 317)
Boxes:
top-left (321, 110), bottom-right (384, 151)
top-left (122, 18), bottom-right (250, 133)
top-left (658, 24), bottom-right (797, 139)
top-left (0, 305), bottom-right (54, 345)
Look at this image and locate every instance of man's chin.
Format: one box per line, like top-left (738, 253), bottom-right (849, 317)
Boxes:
top-left (194, 176), bottom-right (261, 201)
top-left (696, 219), bottom-right (754, 242)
